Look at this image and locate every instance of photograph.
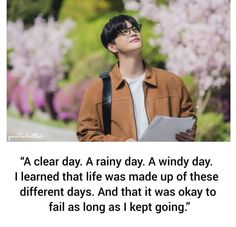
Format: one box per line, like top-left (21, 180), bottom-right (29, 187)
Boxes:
top-left (7, 0), bottom-right (230, 142)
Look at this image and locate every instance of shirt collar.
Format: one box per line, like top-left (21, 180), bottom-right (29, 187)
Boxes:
top-left (110, 60), bottom-right (157, 90)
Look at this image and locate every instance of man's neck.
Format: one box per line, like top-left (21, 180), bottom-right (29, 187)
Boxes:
top-left (118, 54), bottom-right (145, 78)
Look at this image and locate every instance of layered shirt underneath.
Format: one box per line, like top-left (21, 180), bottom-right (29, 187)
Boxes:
top-left (123, 73), bottom-right (149, 140)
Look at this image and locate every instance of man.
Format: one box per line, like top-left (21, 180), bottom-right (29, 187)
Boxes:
top-left (77, 15), bottom-right (196, 142)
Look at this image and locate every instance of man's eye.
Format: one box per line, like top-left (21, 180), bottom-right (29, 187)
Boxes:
top-left (122, 29), bottom-right (129, 34)
top-left (133, 27), bottom-right (138, 32)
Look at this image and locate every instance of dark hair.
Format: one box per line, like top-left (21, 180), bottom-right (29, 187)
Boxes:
top-left (100, 15), bottom-right (140, 49)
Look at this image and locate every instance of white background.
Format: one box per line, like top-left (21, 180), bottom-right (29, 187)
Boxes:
top-left (1, 1), bottom-right (235, 226)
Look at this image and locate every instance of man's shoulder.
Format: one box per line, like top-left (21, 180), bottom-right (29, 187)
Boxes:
top-left (84, 78), bottom-right (103, 102)
top-left (86, 78), bottom-right (103, 90)
top-left (151, 67), bottom-right (183, 85)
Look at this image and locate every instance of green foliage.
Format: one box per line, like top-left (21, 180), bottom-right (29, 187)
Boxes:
top-left (108, 0), bottom-right (124, 11)
top-left (62, 13), bottom-right (115, 65)
top-left (7, 0), bottom-right (53, 24)
top-left (8, 109), bottom-right (76, 130)
top-left (60, 0), bottom-right (123, 22)
top-left (70, 51), bottom-right (112, 83)
top-left (61, 13), bottom-right (119, 82)
top-left (196, 112), bottom-right (230, 141)
top-left (59, 0), bottom-right (124, 59)
top-left (139, 18), bottom-right (166, 67)
top-left (59, 1), bottom-right (124, 82)
top-left (181, 75), bottom-right (198, 92)
top-left (7, 49), bottom-right (13, 69)
top-left (156, 0), bottom-right (168, 5)
top-left (181, 74), bottom-right (198, 109)
top-left (7, 0), bottom-right (64, 24)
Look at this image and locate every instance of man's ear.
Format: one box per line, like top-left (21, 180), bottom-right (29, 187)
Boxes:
top-left (107, 43), bottom-right (118, 54)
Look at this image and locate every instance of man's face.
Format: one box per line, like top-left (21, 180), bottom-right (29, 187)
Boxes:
top-left (108, 21), bottom-right (142, 56)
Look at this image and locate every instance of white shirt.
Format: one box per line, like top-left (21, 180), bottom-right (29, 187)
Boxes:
top-left (123, 73), bottom-right (149, 140)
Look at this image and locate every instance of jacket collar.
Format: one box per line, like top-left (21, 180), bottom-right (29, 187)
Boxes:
top-left (110, 60), bottom-right (157, 90)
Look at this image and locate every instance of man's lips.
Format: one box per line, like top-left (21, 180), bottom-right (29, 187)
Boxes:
top-left (130, 38), bottom-right (140, 42)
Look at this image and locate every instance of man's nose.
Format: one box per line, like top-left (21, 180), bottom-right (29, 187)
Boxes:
top-left (130, 28), bottom-right (136, 35)
top-left (130, 29), bottom-right (137, 36)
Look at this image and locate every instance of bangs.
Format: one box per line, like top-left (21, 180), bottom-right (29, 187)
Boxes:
top-left (114, 20), bottom-right (129, 34)
top-left (109, 16), bottom-right (139, 41)
top-left (101, 15), bottom-right (140, 48)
